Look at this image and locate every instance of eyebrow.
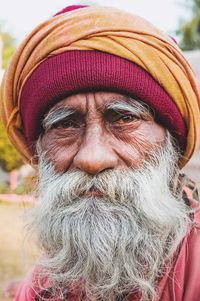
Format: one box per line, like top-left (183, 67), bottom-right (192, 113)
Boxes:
top-left (43, 106), bottom-right (77, 130)
top-left (42, 97), bottom-right (153, 130)
top-left (106, 98), bottom-right (152, 119)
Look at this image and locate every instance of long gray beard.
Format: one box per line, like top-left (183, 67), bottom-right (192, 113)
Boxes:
top-left (31, 134), bottom-right (191, 301)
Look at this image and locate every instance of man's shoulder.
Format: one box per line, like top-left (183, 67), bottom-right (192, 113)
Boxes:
top-left (158, 200), bottom-right (200, 301)
top-left (181, 197), bottom-right (200, 253)
top-left (170, 198), bottom-right (200, 300)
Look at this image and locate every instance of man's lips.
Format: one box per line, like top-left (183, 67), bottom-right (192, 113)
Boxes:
top-left (82, 188), bottom-right (103, 197)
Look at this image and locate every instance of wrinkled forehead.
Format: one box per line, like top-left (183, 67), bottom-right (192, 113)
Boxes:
top-left (46, 91), bottom-right (133, 113)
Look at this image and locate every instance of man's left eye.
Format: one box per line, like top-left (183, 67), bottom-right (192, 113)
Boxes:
top-left (105, 110), bottom-right (137, 124)
top-left (117, 115), bottom-right (135, 122)
top-left (112, 113), bottom-right (136, 123)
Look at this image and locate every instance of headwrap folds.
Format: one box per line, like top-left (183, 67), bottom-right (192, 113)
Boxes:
top-left (0, 5), bottom-right (200, 167)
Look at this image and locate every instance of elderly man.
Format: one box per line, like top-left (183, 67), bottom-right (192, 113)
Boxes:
top-left (1, 4), bottom-right (200, 301)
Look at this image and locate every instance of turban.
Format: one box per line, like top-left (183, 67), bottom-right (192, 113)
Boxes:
top-left (0, 5), bottom-right (200, 167)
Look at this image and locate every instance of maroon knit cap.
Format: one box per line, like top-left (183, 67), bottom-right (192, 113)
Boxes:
top-left (19, 6), bottom-right (187, 152)
top-left (54, 4), bottom-right (88, 16)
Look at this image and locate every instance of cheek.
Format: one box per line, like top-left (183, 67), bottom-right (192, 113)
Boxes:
top-left (113, 122), bottom-right (166, 168)
top-left (114, 139), bottom-right (155, 168)
top-left (40, 132), bottom-right (81, 173)
top-left (139, 122), bottom-right (166, 144)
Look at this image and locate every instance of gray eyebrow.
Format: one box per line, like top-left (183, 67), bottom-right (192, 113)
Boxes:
top-left (43, 106), bottom-right (76, 130)
top-left (42, 97), bottom-right (152, 131)
top-left (106, 98), bottom-right (152, 119)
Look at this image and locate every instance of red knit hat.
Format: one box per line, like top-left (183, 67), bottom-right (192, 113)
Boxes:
top-left (54, 4), bottom-right (88, 16)
top-left (19, 5), bottom-right (187, 152)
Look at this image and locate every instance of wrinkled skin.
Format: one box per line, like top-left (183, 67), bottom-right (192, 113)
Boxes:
top-left (41, 91), bottom-right (166, 174)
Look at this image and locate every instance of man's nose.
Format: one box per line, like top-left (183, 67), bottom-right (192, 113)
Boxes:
top-left (73, 127), bottom-right (119, 174)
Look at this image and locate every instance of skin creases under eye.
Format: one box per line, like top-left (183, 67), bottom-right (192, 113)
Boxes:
top-left (44, 118), bottom-right (85, 146)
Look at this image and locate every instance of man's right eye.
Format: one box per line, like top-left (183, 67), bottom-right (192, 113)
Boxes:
top-left (56, 119), bottom-right (81, 129)
top-left (61, 120), bottom-right (80, 128)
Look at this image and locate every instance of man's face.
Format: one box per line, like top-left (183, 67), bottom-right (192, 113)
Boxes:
top-left (33, 92), bottom-right (189, 301)
top-left (41, 91), bottom-right (166, 174)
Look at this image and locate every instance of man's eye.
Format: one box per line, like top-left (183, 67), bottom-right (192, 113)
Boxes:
top-left (105, 110), bottom-right (137, 124)
top-left (57, 120), bottom-right (80, 128)
top-left (117, 114), bottom-right (135, 122)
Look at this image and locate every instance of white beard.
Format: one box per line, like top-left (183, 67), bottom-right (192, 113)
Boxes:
top-left (30, 133), bottom-right (191, 301)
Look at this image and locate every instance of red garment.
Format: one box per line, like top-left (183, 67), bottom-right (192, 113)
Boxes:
top-left (14, 199), bottom-right (200, 301)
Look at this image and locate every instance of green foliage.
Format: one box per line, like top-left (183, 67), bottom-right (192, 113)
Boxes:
top-left (1, 31), bottom-right (16, 68)
top-left (0, 25), bottom-right (22, 171)
top-left (0, 182), bottom-right (9, 194)
top-left (0, 25), bottom-right (16, 68)
top-left (177, 0), bottom-right (200, 50)
top-left (0, 121), bottom-right (23, 172)
top-left (0, 26), bottom-right (16, 68)
top-left (14, 184), bottom-right (27, 195)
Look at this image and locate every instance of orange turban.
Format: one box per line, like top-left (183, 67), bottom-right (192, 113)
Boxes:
top-left (0, 6), bottom-right (200, 167)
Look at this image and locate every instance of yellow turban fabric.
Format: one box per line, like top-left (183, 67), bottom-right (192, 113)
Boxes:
top-left (0, 6), bottom-right (200, 167)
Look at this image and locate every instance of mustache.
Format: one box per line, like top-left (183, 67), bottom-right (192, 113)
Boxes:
top-left (38, 167), bottom-right (135, 201)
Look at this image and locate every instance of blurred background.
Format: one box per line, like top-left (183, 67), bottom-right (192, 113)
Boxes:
top-left (0, 0), bottom-right (200, 300)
